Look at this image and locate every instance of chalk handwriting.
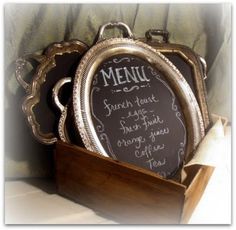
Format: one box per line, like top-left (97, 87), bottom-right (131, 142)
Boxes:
top-left (146, 157), bottom-right (166, 170)
top-left (149, 128), bottom-right (170, 142)
top-left (135, 144), bottom-right (165, 159)
top-left (134, 94), bottom-right (159, 107)
top-left (141, 115), bottom-right (164, 131)
top-left (90, 56), bottom-right (186, 177)
top-left (103, 99), bottom-right (133, 117)
top-left (101, 66), bottom-right (150, 87)
top-left (123, 108), bottom-right (148, 121)
top-left (117, 136), bottom-right (146, 149)
top-left (119, 120), bottom-right (142, 134)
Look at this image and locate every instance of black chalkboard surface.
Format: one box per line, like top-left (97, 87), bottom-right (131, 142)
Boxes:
top-left (90, 54), bottom-right (186, 178)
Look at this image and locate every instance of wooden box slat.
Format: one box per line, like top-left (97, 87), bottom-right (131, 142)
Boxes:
top-left (181, 165), bottom-right (214, 223)
top-left (55, 142), bottom-right (214, 224)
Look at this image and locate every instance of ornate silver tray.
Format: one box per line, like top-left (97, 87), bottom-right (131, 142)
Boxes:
top-left (72, 22), bottom-right (205, 178)
top-left (141, 29), bottom-right (210, 130)
top-left (20, 40), bottom-right (88, 144)
top-left (52, 77), bottom-right (83, 146)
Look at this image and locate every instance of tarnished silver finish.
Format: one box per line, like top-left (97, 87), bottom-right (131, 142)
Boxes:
top-left (52, 77), bottom-right (72, 113)
top-left (140, 29), bottom-right (210, 130)
top-left (73, 25), bottom-right (205, 163)
top-left (21, 40), bottom-right (88, 145)
top-left (15, 54), bottom-right (45, 93)
top-left (97, 21), bottom-right (134, 42)
top-left (145, 29), bottom-right (169, 43)
top-left (198, 55), bottom-right (208, 80)
top-left (52, 77), bottom-right (72, 143)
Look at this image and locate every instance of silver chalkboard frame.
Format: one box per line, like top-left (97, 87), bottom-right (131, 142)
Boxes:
top-left (73, 22), bottom-right (205, 165)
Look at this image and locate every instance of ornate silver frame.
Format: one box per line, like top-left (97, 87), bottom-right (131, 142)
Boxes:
top-left (73, 37), bottom-right (205, 163)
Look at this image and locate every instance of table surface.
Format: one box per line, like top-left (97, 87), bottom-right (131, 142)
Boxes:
top-left (5, 127), bottom-right (231, 225)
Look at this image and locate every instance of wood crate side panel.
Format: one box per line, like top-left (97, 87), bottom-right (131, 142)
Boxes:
top-left (181, 165), bottom-right (214, 223)
top-left (55, 142), bottom-right (186, 224)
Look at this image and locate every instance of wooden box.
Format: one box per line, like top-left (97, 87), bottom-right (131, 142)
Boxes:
top-left (54, 141), bottom-right (215, 224)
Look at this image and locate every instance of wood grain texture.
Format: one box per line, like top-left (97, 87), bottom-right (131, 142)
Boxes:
top-left (54, 141), bottom-right (213, 224)
top-left (55, 141), bottom-right (186, 224)
top-left (181, 165), bottom-right (214, 223)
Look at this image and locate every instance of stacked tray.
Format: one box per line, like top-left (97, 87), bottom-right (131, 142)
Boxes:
top-left (16, 22), bottom-right (210, 179)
